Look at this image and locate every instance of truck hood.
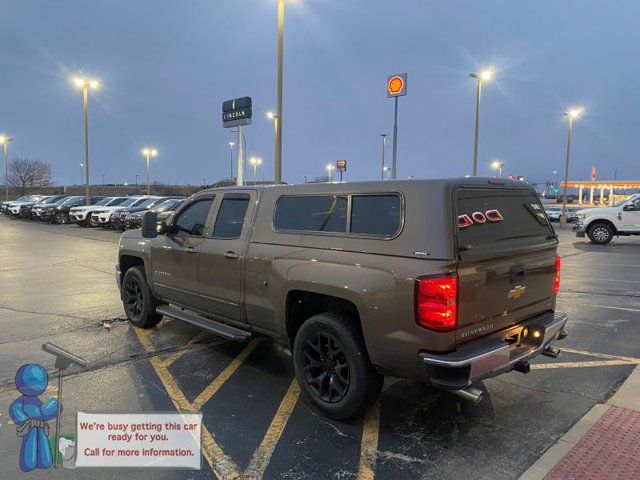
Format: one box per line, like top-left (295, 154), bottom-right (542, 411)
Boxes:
top-left (577, 207), bottom-right (617, 217)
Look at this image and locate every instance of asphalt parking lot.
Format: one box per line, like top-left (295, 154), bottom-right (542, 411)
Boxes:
top-left (1, 215), bottom-right (639, 479)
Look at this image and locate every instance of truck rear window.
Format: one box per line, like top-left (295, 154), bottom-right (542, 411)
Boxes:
top-left (456, 188), bottom-right (553, 248)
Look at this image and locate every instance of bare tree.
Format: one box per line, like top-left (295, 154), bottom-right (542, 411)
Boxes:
top-left (8, 158), bottom-right (53, 195)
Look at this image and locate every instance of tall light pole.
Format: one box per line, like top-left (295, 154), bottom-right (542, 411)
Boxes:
top-left (249, 157), bottom-right (262, 185)
top-left (469, 68), bottom-right (494, 176)
top-left (326, 163), bottom-right (335, 182)
top-left (142, 148), bottom-right (158, 195)
top-left (274, 0), bottom-right (285, 184)
top-left (0, 135), bottom-right (13, 200)
top-left (560, 108), bottom-right (583, 228)
top-left (72, 76), bottom-right (100, 205)
top-left (228, 141), bottom-right (235, 180)
top-left (379, 133), bottom-right (388, 180)
top-left (491, 160), bottom-right (504, 178)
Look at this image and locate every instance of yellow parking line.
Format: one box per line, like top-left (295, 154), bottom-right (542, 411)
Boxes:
top-left (133, 327), bottom-right (242, 479)
top-left (560, 347), bottom-right (640, 363)
top-left (160, 331), bottom-right (208, 368)
top-left (244, 379), bottom-right (300, 479)
top-left (357, 400), bottom-right (381, 480)
top-left (589, 304), bottom-right (640, 314)
top-left (532, 359), bottom-right (638, 370)
top-left (193, 338), bottom-right (262, 410)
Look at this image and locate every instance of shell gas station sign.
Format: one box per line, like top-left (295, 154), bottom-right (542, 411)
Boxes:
top-left (386, 73), bottom-right (407, 97)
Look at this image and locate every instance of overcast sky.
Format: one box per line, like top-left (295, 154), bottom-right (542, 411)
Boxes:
top-left (1, 0), bottom-right (639, 186)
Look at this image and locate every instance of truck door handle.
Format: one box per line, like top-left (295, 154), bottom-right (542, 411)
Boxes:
top-left (186, 246), bottom-right (198, 254)
top-left (224, 251), bottom-right (239, 259)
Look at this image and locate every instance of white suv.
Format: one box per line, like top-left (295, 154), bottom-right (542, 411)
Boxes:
top-left (70, 196), bottom-right (129, 226)
top-left (90, 196), bottom-right (149, 227)
top-left (574, 193), bottom-right (640, 244)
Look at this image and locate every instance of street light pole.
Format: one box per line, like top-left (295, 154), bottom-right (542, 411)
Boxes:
top-left (469, 69), bottom-right (493, 176)
top-left (0, 136), bottom-right (12, 201)
top-left (72, 76), bottom-right (99, 204)
top-left (228, 141), bottom-right (235, 180)
top-left (142, 148), bottom-right (158, 195)
top-left (379, 133), bottom-right (388, 180)
top-left (560, 109), bottom-right (582, 228)
top-left (491, 160), bottom-right (504, 178)
top-left (82, 85), bottom-right (91, 203)
top-left (249, 157), bottom-right (262, 185)
top-left (326, 164), bottom-right (334, 182)
top-left (274, 0), bottom-right (285, 184)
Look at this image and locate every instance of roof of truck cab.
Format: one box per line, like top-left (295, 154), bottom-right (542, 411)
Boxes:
top-left (195, 177), bottom-right (533, 196)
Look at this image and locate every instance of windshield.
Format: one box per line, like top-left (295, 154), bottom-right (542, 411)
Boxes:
top-left (119, 197), bottom-right (141, 207)
top-left (137, 198), bottom-right (161, 209)
top-left (154, 199), bottom-right (183, 212)
top-left (61, 196), bottom-right (82, 205)
top-left (41, 196), bottom-right (62, 204)
top-left (613, 197), bottom-right (638, 207)
top-left (106, 197), bottom-right (127, 206)
top-left (94, 197), bottom-right (115, 206)
top-left (131, 197), bottom-right (154, 207)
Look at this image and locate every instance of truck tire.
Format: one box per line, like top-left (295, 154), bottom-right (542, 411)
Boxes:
top-left (293, 313), bottom-right (383, 420)
top-left (121, 266), bottom-right (162, 328)
top-left (587, 222), bottom-right (613, 245)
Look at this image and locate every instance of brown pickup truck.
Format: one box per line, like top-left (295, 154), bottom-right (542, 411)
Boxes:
top-left (117, 178), bottom-right (567, 419)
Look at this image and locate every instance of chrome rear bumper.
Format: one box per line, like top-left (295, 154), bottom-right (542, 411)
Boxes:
top-left (419, 311), bottom-right (568, 389)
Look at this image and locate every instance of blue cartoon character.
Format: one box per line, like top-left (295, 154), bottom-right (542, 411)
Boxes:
top-left (9, 364), bottom-right (60, 472)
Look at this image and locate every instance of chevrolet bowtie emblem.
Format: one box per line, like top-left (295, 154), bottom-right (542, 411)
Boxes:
top-left (508, 285), bottom-right (526, 299)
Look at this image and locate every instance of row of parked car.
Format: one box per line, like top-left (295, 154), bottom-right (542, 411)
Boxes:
top-left (0, 194), bottom-right (185, 229)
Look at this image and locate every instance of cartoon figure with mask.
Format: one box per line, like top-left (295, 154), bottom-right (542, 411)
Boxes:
top-left (9, 364), bottom-right (60, 472)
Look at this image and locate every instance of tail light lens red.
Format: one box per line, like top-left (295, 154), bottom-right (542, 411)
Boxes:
top-left (415, 274), bottom-right (458, 332)
top-left (553, 255), bottom-right (561, 294)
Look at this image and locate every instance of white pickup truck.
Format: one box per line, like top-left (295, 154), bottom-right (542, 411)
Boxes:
top-left (574, 193), bottom-right (640, 244)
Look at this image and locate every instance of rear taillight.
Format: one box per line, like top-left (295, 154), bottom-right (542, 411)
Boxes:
top-left (553, 255), bottom-right (561, 294)
top-left (415, 274), bottom-right (458, 332)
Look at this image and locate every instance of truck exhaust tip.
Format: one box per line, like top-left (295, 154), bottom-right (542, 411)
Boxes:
top-left (452, 387), bottom-right (484, 404)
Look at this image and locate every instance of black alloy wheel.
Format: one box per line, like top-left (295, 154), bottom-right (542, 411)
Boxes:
top-left (123, 274), bottom-right (145, 322)
top-left (55, 211), bottom-right (68, 224)
top-left (302, 332), bottom-right (350, 403)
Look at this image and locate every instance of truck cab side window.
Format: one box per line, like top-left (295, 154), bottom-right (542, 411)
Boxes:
top-left (212, 196), bottom-right (250, 239)
top-left (174, 199), bottom-right (214, 237)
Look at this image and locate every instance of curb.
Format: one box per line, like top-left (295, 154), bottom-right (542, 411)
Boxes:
top-left (519, 364), bottom-right (640, 480)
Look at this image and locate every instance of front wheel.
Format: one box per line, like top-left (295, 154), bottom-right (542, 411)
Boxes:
top-left (292, 313), bottom-right (383, 420)
top-left (54, 212), bottom-right (69, 224)
top-left (587, 222), bottom-right (613, 245)
top-left (121, 266), bottom-right (162, 328)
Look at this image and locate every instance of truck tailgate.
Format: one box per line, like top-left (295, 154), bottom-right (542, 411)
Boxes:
top-left (455, 187), bottom-right (558, 344)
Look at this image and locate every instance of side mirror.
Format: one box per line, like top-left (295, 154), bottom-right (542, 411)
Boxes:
top-left (623, 204), bottom-right (635, 211)
top-left (141, 211), bottom-right (158, 238)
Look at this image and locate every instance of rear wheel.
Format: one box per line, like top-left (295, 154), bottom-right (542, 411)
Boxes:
top-left (121, 266), bottom-right (161, 328)
top-left (587, 222), bottom-right (613, 245)
top-left (293, 313), bottom-right (383, 420)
